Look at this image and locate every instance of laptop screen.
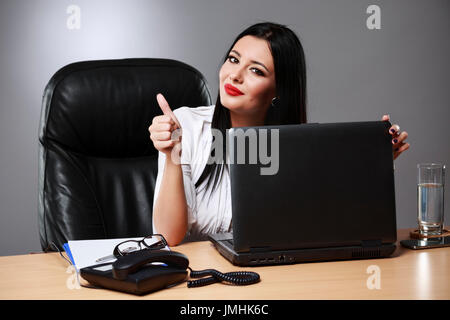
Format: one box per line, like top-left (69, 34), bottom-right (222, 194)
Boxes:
top-left (227, 121), bottom-right (397, 253)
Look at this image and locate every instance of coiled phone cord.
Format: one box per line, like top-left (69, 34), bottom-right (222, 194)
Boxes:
top-left (187, 267), bottom-right (260, 288)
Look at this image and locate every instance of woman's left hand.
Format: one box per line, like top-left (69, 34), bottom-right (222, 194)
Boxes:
top-left (381, 115), bottom-right (410, 160)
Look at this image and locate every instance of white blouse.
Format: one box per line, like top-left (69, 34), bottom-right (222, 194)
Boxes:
top-left (152, 105), bottom-right (232, 242)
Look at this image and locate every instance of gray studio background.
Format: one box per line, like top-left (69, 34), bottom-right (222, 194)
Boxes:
top-left (0, 0), bottom-right (449, 256)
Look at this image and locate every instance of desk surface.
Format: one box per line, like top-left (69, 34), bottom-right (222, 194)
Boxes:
top-left (0, 228), bottom-right (449, 300)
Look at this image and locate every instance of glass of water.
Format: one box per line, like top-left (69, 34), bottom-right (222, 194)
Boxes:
top-left (417, 163), bottom-right (445, 235)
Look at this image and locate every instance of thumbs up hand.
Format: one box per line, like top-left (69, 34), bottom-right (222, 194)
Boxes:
top-left (149, 94), bottom-right (182, 161)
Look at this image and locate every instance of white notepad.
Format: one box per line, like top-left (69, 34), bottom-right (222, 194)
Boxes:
top-left (67, 237), bottom-right (170, 271)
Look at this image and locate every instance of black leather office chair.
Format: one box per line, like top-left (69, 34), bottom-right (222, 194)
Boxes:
top-left (38, 58), bottom-right (212, 251)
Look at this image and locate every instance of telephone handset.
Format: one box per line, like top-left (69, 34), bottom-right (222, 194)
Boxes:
top-left (112, 249), bottom-right (189, 280)
top-left (80, 249), bottom-right (259, 295)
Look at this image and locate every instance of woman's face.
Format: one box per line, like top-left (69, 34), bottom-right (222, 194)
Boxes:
top-left (219, 35), bottom-right (276, 120)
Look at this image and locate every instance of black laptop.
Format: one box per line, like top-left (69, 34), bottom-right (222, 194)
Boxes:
top-left (209, 121), bottom-right (397, 266)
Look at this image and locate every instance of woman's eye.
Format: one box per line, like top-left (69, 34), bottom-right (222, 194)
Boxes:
top-left (228, 56), bottom-right (238, 63)
top-left (251, 68), bottom-right (264, 76)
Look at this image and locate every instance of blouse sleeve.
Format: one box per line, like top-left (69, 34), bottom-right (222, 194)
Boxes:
top-left (152, 110), bottom-right (197, 235)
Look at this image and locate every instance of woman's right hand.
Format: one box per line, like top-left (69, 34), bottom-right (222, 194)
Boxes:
top-left (149, 94), bottom-right (182, 159)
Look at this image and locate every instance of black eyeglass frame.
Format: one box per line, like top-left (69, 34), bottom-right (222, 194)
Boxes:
top-left (112, 234), bottom-right (168, 258)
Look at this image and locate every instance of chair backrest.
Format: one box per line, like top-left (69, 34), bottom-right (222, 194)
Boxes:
top-left (38, 58), bottom-right (212, 250)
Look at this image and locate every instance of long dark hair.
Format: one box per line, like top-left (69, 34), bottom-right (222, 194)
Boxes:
top-left (195, 22), bottom-right (307, 192)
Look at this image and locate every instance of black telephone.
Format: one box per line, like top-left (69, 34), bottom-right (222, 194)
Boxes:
top-left (80, 249), bottom-right (259, 295)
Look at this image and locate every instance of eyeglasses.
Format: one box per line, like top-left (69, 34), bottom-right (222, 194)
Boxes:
top-left (95, 234), bottom-right (168, 263)
top-left (113, 234), bottom-right (168, 257)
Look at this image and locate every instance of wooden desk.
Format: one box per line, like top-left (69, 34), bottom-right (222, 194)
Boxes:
top-left (0, 228), bottom-right (448, 300)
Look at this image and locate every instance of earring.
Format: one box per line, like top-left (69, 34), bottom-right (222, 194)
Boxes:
top-left (271, 97), bottom-right (278, 107)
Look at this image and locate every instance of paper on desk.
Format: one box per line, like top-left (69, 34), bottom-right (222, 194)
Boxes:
top-left (68, 237), bottom-right (170, 271)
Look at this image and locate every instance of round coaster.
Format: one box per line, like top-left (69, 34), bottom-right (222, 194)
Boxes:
top-left (410, 228), bottom-right (450, 239)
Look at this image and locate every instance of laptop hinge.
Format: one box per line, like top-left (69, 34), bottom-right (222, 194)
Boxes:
top-left (250, 246), bottom-right (272, 253)
top-left (361, 239), bottom-right (382, 247)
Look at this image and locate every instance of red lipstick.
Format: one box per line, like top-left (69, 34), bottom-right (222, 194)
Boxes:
top-left (224, 84), bottom-right (244, 96)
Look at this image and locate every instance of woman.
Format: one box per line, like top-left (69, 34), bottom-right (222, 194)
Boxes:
top-left (149, 22), bottom-right (409, 246)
